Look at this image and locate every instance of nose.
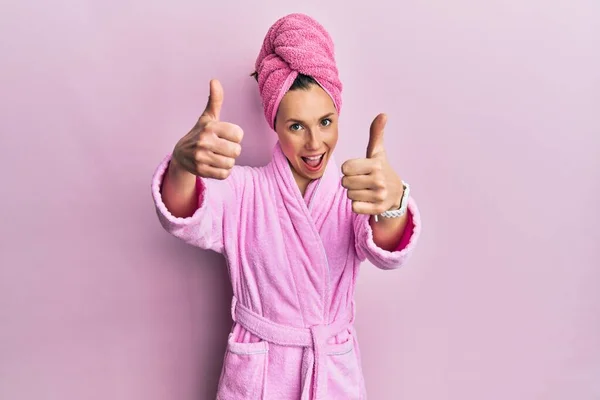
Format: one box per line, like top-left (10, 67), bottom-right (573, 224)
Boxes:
top-left (305, 129), bottom-right (321, 151)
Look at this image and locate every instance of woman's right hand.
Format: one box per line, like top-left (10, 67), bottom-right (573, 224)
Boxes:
top-left (172, 79), bottom-right (244, 180)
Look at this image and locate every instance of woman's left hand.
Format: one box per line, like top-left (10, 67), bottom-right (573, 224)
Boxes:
top-left (341, 113), bottom-right (405, 215)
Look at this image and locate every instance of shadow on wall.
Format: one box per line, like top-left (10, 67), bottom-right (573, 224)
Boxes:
top-left (158, 233), bottom-right (234, 399)
top-left (186, 249), bottom-right (233, 399)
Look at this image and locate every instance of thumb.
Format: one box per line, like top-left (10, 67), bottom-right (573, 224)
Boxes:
top-left (366, 113), bottom-right (387, 158)
top-left (201, 79), bottom-right (224, 121)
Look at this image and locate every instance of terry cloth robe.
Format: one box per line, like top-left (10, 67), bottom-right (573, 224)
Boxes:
top-left (151, 142), bottom-right (421, 400)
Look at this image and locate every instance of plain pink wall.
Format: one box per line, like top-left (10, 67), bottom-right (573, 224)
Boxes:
top-left (1, 1), bottom-right (599, 399)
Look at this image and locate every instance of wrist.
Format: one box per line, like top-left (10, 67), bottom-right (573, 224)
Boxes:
top-left (391, 194), bottom-right (402, 210)
top-left (375, 181), bottom-right (410, 222)
top-left (168, 154), bottom-right (195, 181)
top-left (390, 182), bottom-right (405, 210)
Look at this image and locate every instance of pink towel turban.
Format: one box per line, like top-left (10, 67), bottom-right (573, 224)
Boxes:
top-left (254, 13), bottom-right (343, 130)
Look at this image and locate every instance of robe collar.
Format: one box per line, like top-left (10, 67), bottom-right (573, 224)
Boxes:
top-left (270, 142), bottom-right (340, 214)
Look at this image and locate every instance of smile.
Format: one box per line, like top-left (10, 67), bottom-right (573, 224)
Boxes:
top-left (301, 153), bottom-right (325, 171)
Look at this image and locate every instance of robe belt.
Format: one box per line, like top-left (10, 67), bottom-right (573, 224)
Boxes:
top-left (230, 296), bottom-right (353, 400)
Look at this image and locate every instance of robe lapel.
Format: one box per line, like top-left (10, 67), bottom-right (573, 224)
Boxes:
top-left (270, 142), bottom-right (340, 325)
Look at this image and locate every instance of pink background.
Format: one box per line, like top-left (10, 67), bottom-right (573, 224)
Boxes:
top-left (1, 1), bottom-right (599, 399)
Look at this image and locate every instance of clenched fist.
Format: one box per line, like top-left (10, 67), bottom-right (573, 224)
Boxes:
top-left (172, 79), bottom-right (244, 180)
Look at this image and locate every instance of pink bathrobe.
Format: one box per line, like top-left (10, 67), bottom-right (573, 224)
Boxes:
top-left (151, 142), bottom-right (421, 399)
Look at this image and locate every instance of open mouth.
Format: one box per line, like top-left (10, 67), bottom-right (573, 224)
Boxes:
top-left (301, 153), bottom-right (325, 171)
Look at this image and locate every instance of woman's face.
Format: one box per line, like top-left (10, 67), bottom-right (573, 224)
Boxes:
top-left (274, 84), bottom-right (339, 193)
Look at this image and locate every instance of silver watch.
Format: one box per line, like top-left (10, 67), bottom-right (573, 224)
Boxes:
top-left (375, 182), bottom-right (410, 222)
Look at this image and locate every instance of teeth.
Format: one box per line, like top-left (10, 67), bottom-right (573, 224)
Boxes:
top-left (305, 154), bottom-right (323, 160)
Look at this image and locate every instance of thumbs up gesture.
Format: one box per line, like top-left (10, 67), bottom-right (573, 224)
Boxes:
top-left (172, 79), bottom-right (244, 180)
top-left (341, 113), bottom-right (405, 215)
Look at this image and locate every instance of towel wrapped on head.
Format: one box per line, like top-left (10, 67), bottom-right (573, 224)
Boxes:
top-left (254, 13), bottom-right (343, 130)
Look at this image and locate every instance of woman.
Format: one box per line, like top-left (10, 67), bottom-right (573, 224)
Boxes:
top-left (152, 13), bottom-right (421, 400)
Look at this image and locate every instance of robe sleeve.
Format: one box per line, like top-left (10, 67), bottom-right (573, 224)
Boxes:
top-left (150, 153), bottom-right (239, 254)
top-left (353, 197), bottom-right (422, 270)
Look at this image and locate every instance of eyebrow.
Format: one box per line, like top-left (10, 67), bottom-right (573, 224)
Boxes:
top-left (285, 112), bottom-right (335, 124)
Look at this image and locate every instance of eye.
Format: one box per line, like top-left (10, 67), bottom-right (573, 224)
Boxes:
top-left (321, 118), bottom-right (332, 127)
top-left (289, 123), bottom-right (302, 132)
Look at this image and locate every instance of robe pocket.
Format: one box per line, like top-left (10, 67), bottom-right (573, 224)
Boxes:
top-left (326, 333), bottom-right (362, 400)
top-left (216, 334), bottom-right (269, 400)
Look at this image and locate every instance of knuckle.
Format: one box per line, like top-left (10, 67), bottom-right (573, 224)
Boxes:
top-left (217, 169), bottom-right (230, 180)
top-left (225, 124), bottom-right (242, 143)
top-left (341, 163), bottom-right (349, 175)
top-left (236, 127), bottom-right (245, 142)
top-left (195, 164), bottom-right (206, 176)
top-left (233, 144), bottom-right (242, 158)
top-left (377, 189), bottom-right (388, 202)
top-left (197, 134), bottom-right (210, 148)
top-left (198, 128), bottom-right (209, 139)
